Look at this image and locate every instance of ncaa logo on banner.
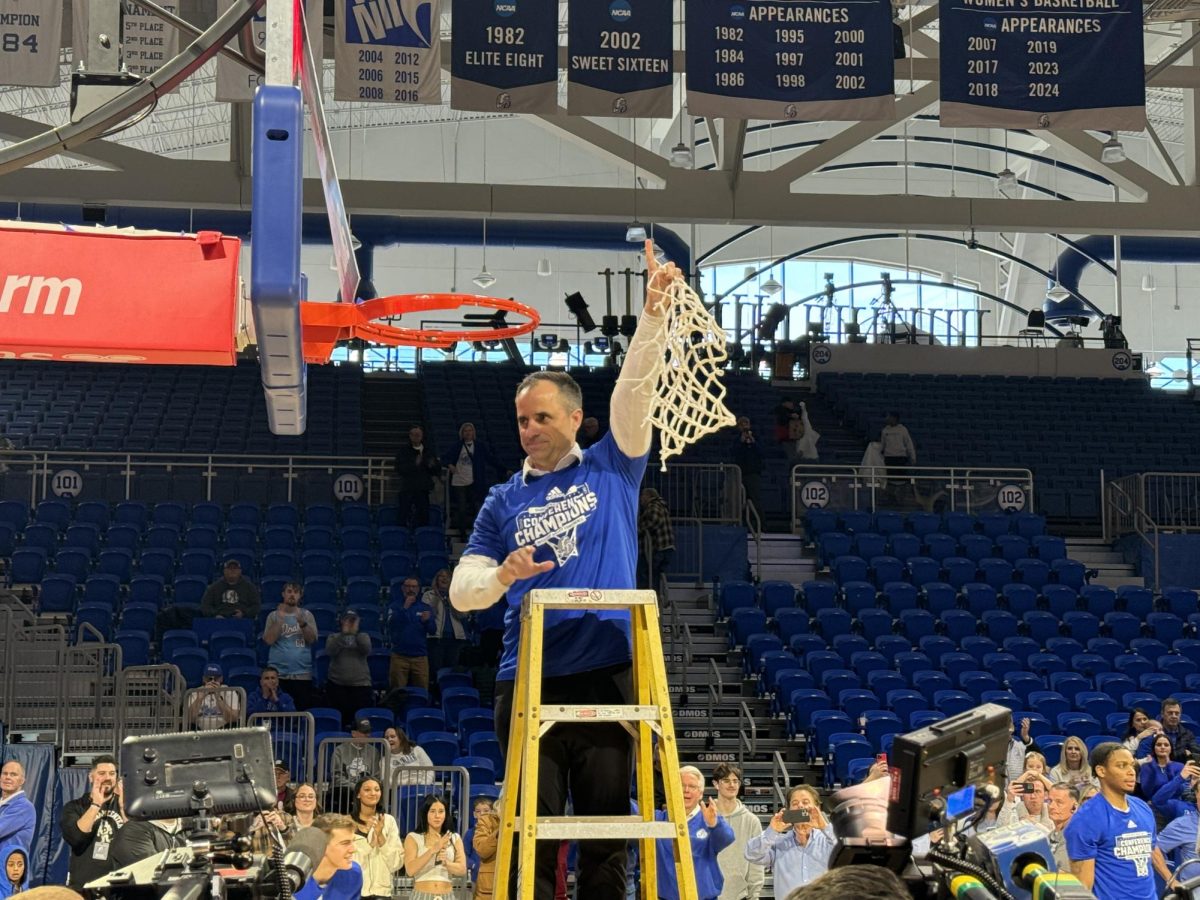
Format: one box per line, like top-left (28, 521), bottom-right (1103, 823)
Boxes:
top-left (983, 17), bottom-right (998, 31)
top-left (997, 484), bottom-right (1027, 512)
top-left (800, 481), bottom-right (831, 509)
top-left (494, 0), bottom-right (516, 16)
top-left (51, 469), bottom-right (83, 498)
top-left (811, 344), bottom-right (833, 365)
top-left (334, 473), bottom-right (365, 502)
top-left (609, 0), bottom-right (632, 22)
top-left (729, 5), bottom-right (746, 20)
top-left (1111, 351), bottom-right (1132, 371)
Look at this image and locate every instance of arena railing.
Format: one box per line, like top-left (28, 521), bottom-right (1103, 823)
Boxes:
top-left (737, 699), bottom-right (757, 768)
top-left (249, 711), bottom-right (317, 786)
top-left (0, 450), bottom-right (396, 505)
top-left (642, 462), bottom-right (744, 524)
top-left (59, 629), bottom-right (122, 757)
top-left (116, 664), bottom-right (187, 739)
top-left (1103, 471), bottom-right (1200, 591)
top-left (789, 464), bottom-right (1036, 533)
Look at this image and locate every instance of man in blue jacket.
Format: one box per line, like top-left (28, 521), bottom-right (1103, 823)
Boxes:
top-left (655, 766), bottom-right (735, 900)
top-left (1152, 758), bottom-right (1200, 874)
top-left (0, 762), bottom-right (35, 852)
top-left (387, 577), bottom-right (435, 692)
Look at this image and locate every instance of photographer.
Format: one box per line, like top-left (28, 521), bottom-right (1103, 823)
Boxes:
top-left (744, 785), bottom-right (834, 898)
top-left (187, 665), bottom-right (240, 731)
top-left (730, 417), bottom-right (763, 514)
top-left (998, 773), bottom-right (1052, 830)
top-left (1151, 759), bottom-right (1200, 871)
top-left (60, 755), bottom-right (125, 887)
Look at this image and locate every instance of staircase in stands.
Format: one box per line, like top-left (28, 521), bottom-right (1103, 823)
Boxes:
top-left (1067, 538), bottom-right (1143, 590)
top-left (362, 373), bottom-right (426, 457)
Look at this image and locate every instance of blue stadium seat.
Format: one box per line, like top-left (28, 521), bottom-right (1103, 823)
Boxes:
top-left (1117, 586), bottom-right (1154, 618)
top-left (869, 556), bottom-right (904, 587)
top-left (729, 608), bottom-right (768, 648)
top-left (961, 583), bottom-right (997, 616)
top-left (1174, 640), bottom-right (1200, 668)
top-left (842, 581), bottom-right (877, 616)
top-left (996, 535), bottom-right (1031, 563)
top-left (959, 535), bottom-right (994, 563)
top-left (1004, 672), bottom-right (1044, 704)
top-left (907, 558), bottom-right (941, 587)
top-left (10, 547), bottom-right (47, 584)
top-left (899, 609), bottom-right (936, 641)
top-left (801, 581), bottom-right (838, 613)
top-left (981, 653), bottom-right (1021, 680)
top-left (1114, 654), bottom-right (1154, 681)
top-left (341, 505), bottom-right (373, 529)
top-left (1075, 692), bottom-right (1117, 721)
top-left (1070, 653), bottom-right (1110, 679)
top-left (1104, 612), bottom-right (1141, 643)
top-left (815, 609), bottom-right (852, 642)
top-left (979, 558), bottom-right (1014, 589)
top-left (943, 558), bottom-right (977, 589)
top-left (1164, 588), bottom-right (1200, 619)
top-left (981, 610), bottom-right (1019, 641)
top-left (1014, 559), bottom-right (1050, 590)
top-left (839, 511), bottom-right (873, 535)
top-left (874, 635), bottom-right (910, 663)
top-left (788, 690), bottom-right (832, 738)
top-left (1147, 612), bottom-right (1185, 644)
top-left (1061, 611), bottom-right (1100, 642)
top-left (920, 582), bottom-right (957, 615)
top-left (917, 635), bottom-right (956, 662)
top-left (1032, 535), bottom-right (1067, 562)
top-left (886, 689), bottom-right (926, 722)
top-left (939, 652), bottom-right (976, 681)
top-left (924, 534), bottom-right (958, 563)
top-left (1130, 638), bottom-right (1169, 662)
top-left (38, 574), bottom-right (78, 615)
top-left (835, 687), bottom-right (874, 720)
top-left (910, 711), bottom-right (946, 730)
top-left (827, 733), bottom-right (873, 787)
top-left (832, 635), bottom-right (869, 665)
top-left (1141, 673), bottom-right (1181, 701)
top-left (719, 581), bottom-right (757, 618)
top-left (933, 690), bottom-right (974, 716)
top-left (1052, 560), bottom-right (1087, 590)
top-left (939, 610), bottom-right (976, 642)
top-left (818, 533), bottom-right (852, 567)
top-left (912, 670), bottom-right (953, 703)
top-left (894, 652), bottom-right (932, 681)
top-left (1027, 691), bottom-right (1070, 720)
top-left (760, 581), bottom-right (796, 617)
top-left (880, 582), bottom-right (918, 613)
top-left (907, 512), bottom-right (941, 537)
top-left (943, 512), bottom-right (976, 539)
top-left (1043, 585), bottom-right (1079, 617)
top-left (1001, 584), bottom-right (1038, 616)
top-left (888, 534), bottom-right (922, 562)
top-left (832, 556), bottom-right (869, 585)
top-left (1028, 653), bottom-right (1067, 677)
top-left (115, 629), bottom-right (151, 667)
top-left (267, 504), bottom-right (301, 528)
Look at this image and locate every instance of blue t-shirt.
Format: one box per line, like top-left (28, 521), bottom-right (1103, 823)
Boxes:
top-left (1064, 794), bottom-right (1157, 900)
top-left (466, 433), bottom-right (647, 681)
top-left (294, 862), bottom-right (362, 900)
top-left (266, 610), bottom-right (314, 677)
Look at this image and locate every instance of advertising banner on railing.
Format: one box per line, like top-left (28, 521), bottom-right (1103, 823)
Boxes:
top-left (451, 0), bottom-right (559, 113)
top-left (0, 223), bottom-right (240, 366)
top-left (567, 0), bottom-right (673, 117)
top-left (939, 0), bottom-right (1145, 128)
top-left (0, 0), bottom-right (63, 86)
top-left (685, 0), bottom-right (895, 120)
top-left (334, 0), bottom-right (443, 104)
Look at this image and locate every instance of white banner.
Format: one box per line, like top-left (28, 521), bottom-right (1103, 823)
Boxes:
top-left (216, 0), bottom-right (324, 102)
top-left (333, 0), bottom-right (442, 105)
top-left (0, 0), bottom-right (63, 87)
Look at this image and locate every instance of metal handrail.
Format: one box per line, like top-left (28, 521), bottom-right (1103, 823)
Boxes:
top-left (1104, 470), bottom-right (1200, 590)
top-left (679, 622), bottom-right (693, 703)
top-left (771, 751), bottom-right (791, 806)
top-left (744, 499), bottom-right (763, 583)
top-left (737, 700), bottom-right (757, 767)
top-left (706, 657), bottom-right (723, 731)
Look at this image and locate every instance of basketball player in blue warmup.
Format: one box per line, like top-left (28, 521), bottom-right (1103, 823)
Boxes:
top-left (451, 241), bottom-right (678, 899)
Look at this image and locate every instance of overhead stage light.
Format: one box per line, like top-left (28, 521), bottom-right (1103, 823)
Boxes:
top-left (669, 142), bottom-right (694, 168)
top-left (1100, 133), bottom-right (1126, 164)
top-left (472, 269), bottom-right (496, 289)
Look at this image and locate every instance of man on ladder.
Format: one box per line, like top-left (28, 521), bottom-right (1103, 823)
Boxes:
top-left (450, 243), bottom-right (685, 898)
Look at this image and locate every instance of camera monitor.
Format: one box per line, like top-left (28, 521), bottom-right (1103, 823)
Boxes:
top-left (886, 703), bottom-right (1010, 839)
top-left (121, 727), bottom-right (277, 821)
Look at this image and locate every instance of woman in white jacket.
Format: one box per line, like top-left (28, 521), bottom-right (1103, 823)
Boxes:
top-left (711, 763), bottom-right (765, 900)
top-left (349, 776), bottom-right (404, 900)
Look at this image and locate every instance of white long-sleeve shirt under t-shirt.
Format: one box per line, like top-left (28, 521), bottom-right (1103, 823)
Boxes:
top-left (880, 423), bottom-right (916, 462)
top-left (448, 306), bottom-right (667, 620)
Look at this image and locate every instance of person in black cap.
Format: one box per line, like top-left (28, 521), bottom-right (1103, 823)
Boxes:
top-left (325, 610), bottom-right (373, 730)
top-left (200, 559), bottom-right (261, 620)
top-left (188, 664), bottom-right (240, 730)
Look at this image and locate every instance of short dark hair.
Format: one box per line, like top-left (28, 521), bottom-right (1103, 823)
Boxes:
top-left (1089, 741), bottom-right (1127, 775)
top-left (283, 581), bottom-right (302, 593)
top-left (91, 755), bottom-right (117, 771)
top-left (261, 665), bottom-right (279, 676)
top-left (711, 763), bottom-right (743, 783)
top-left (515, 371), bottom-right (583, 412)
top-left (784, 864), bottom-right (911, 900)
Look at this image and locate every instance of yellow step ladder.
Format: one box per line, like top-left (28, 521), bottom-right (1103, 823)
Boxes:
top-left (494, 588), bottom-right (698, 900)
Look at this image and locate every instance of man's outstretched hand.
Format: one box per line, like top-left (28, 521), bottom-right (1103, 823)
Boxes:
top-left (645, 239), bottom-right (681, 316)
top-left (497, 545), bottom-right (555, 587)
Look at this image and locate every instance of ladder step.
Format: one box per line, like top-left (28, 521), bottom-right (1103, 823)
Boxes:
top-left (528, 588), bottom-right (658, 609)
top-left (524, 816), bottom-right (678, 840)
top-left (540, 704), bottom-right (663, 723)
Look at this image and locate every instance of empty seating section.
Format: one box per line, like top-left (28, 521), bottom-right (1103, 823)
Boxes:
top-left (817, 373), bottom-right (1200, 520)
top-left (731, 508), bottom-right (1200, 782)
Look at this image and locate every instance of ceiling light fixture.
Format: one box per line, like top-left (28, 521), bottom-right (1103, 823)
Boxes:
top-left (1046, 283), bottom-right (1070, 301)
top-left (537, 257), bottom-right (552, 277)
top-left (761, 275), bottom-right (783, 295)
top-left (625, 220), bottom-right (647, 243)
top-left (996, 167), bottom-right (1018, 192)
top-left (670, 141), bottom-right (693, 169)
top-left (1100, 132), bottom-right (1126, 164)
top-left (473, 218), bottom-right (496, 289)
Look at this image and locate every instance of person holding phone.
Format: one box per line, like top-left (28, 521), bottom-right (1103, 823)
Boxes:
top-left (744, 785), bottom-right (834, 898)
top-left (60, 755), bottom-right (125, 887)
top-left (654, 766), bottom-right (735, 900)
top-left (998, 773), bottom-right (1052, 830)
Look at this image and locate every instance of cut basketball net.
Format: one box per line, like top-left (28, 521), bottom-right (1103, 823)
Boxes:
top-left (634, 241), bottom-right (737, 471)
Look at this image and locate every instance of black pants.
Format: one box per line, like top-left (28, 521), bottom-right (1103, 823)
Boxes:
top-left (398, 489), bottom-right (430, 528)
top-left (450, 484), bottom-right (482, 539)
top-left (884, 455), bottom-right (909, 485)
top-left (329, 681), bottom-right (374, 730)
top-left (279, 678), bottom-right (314, 711)
top-left (495, 663), bottom-right (632, 900)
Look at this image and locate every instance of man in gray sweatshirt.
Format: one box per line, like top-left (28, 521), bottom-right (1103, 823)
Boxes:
top-left (711, 763), bottom-right (765, 900)
top-left (324, 610), bottom-right (373, 730)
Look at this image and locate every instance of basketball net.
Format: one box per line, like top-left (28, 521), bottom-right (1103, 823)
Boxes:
top-left (634, 274), bottom-right (737, 472)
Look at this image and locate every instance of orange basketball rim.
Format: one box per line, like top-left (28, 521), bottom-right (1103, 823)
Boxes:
top-left (300, 293), bottom-right (541, 363)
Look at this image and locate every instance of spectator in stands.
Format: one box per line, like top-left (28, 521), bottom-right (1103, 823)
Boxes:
top-left (0, 843), bottom-right (26, 899)
top-left (188, 664), bottom-right (241, 730)
top-left (449, 248), bottom-right (684, 897)
top-left (394, 424), bottom-right (441, 529)
top-left (286, 784), bottom-right (322, 831)
top-left (263, 583), bottom-right (319, 710)
top-left (60, 755), bottom-right (125, 887)
top-left (731, 416), bottom-right (763, 514)
top-left (348, 776), bottom-right (402, 900)
top-left (403, 794), bottom-right (466, 897)
top-left (784, 402), bottom-right (820, 464)
top-left (1047, 783), bottom-right (1079, 872)
top-left (710, 763), bottom-right (765, 900)
top-left (1124, 707), bottom-right (1161, 762)
top-left (1065, 742), bottom-right (1174, 897)
top-left (1152, 760), bottom-right (1200, 874)
top-left (246, 666), bottom-right (296, 717)
top-left (772, 399), bottom-right (797, 443)
top-left (637, 487), bottom-right (675, 594)
top-left (388, 577), bottom-right (434, 692)
top-left (782, 864), bottom-right (911, 900)
top-left (444, 422), bottom-right (500, 542)
top-left (425, 568), bottom-right (469, 681)
top-left (1136, 698), bottom-right (1199, 763)
top-left (998, 773), bottom-right (1052, 830)
top-left (463, 797), bottom-right (491, 890)
top-left (0, 762), bottom-right (35, 852)
top-left (1022, 752), bottom-right (1054, 791)
top-left (383, 727), bottom-right (434, 786)
top-left (325, 610), bottom-right (373, 730)
top-left (294, 813), bottom-right (363, 900)
top-left (1050, 737), bottom-right (1096, 790)
top-left (275, 760), bottom-right (296, 809)
top-left (745, 784), bottom-right (835, 897)
top-left (578, 416), bottom-right (604, 449)
top-left (329, 720), bottom-right (383, 811)
top-left (109, 817), bottom-right (185, 870)
top-left (1140, 734), bottom-right (1184, 806)
top-left (654, 766), bottom-right (734, 900)
top-left (1006, 716), bottom-right (1038, 783)
top-left (201, 559), bottom-right (261, 620)
top-left (471, 800), bottom-right (500, 900)
top-left (880, 412), bottom-right (916, 487)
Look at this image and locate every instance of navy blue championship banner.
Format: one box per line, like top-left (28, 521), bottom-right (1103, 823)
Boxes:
top-left (940, 0), bottom-right (1145, 128)
top-left (685, 0), bottom-right (895, 120)
top-left (334, 0), bottom-right (442, 104)
top-left (451, 0), bottom-right (558, 113)
top-left (567, 0), bottom-right (673, 117)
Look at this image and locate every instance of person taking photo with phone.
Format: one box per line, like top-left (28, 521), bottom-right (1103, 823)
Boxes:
top-left (744, 785), bottom-right (835, 898)
top-left (998, 773), bottom-right (1052, 830)
top-left (654, 766), bottom-right (735, 900)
